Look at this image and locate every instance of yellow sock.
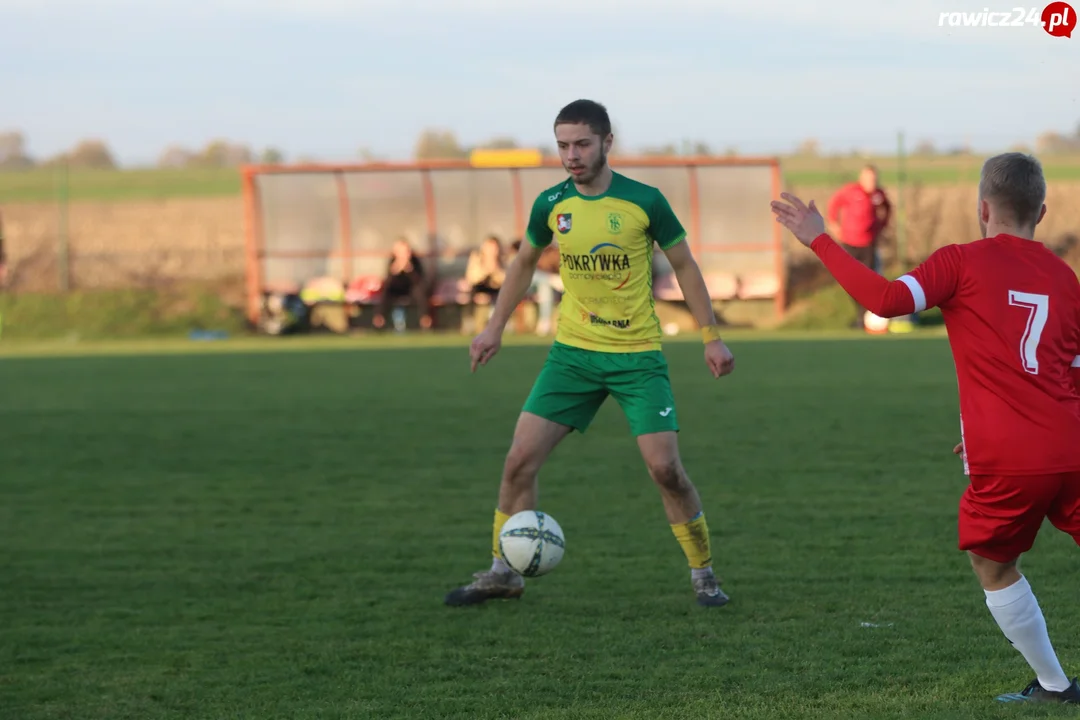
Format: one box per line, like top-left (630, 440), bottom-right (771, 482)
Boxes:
top-left (492, 508), bottom-right (511, 558)
top-left (671, 511), bottom-right (712, 569)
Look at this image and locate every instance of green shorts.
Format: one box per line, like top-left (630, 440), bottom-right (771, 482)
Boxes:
top-left (522, 342), bottom-right (678, 436)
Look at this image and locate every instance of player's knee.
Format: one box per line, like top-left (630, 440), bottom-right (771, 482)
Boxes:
top-left (503, 441), bottom-right (543, 483)
top-left (967, 551), bottom-right (1019, 589)
top-left (646, 458), bottom-right (685, 492)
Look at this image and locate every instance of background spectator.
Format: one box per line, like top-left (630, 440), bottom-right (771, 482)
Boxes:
top-left (465, 234), bottom-right (505, 303)
top-left (532, 241), bottom-right (561, 336)
top-left (826, 164), bottom-right (892, 326)
top-left (374, 237), bottom-right (432, 330)
top-left (465, 234), bottom-right (506, 331)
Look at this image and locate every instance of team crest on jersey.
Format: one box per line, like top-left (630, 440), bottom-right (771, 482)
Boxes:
top-left (556, 214), bottom-right (572, 234)
top-left (607, 212), bottom-right (622, 234)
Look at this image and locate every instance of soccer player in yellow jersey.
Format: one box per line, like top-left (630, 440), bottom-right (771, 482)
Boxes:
top-left (444, 99), bottom-right (736, 608)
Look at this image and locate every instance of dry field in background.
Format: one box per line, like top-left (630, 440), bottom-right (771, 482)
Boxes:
top-left (3, 182), bottom-right (1079, 295)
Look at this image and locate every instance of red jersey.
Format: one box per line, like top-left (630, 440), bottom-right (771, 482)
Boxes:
top-left (826, 183), bottom-right (890, 247)
top-left (811, 232), bottom-right (1080, 476)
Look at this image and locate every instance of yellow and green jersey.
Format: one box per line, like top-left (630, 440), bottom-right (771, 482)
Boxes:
top-left (525, 171), bottom-right (686, 353)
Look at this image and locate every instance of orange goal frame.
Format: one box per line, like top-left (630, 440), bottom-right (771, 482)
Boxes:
top-left (240, 155), bottom-right (786, 326)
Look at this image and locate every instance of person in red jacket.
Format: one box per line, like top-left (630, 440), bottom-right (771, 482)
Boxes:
top-left (771, 152), bottom-right (1080, 705)
top-left (826, 165), bottom-right (891, 327)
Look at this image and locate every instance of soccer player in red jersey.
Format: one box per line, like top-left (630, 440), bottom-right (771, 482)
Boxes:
top-left (771, 152), bottom-right (1080, 705)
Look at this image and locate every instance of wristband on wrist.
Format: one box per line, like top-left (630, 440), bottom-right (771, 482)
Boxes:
top-left (701, 325), bottom-right (723, 344)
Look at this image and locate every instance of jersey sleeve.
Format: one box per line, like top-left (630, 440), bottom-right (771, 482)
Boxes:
top-left (525, 192), bottom-right (554, 248)
top-left (809, 234), bottom-right (913, 317)
top-left (648, 191), bottom-right (687, 250)
top-left (897, 243), bottom-right (964, 312)
top-left (810, 236), bottom-right (964, 317)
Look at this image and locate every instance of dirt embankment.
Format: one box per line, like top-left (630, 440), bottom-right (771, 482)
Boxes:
top-left (2, 197), bottom-right (244, 292)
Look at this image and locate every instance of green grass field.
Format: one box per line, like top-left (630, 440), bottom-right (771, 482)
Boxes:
top-left (3, 154), bottom-right (1080, 202)
top-left (3, 334), bottom-right (1080, 719)
top-left (0, 167), bottom-right (243, 203)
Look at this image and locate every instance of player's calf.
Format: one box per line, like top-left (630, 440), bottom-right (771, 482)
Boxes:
top-left (645, 457), bottom-right (702, 522)
top-left (445, 413), bottom-right (570, 607)
top-left (498, 445), bottom-right (540, 515)
top-left (961, 475), bottom-right (1074, 694)
top-left (638, 433), bottom-right (727, 606)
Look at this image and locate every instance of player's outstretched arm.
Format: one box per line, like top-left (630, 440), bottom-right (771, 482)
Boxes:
top-left (483, 243), bottom-right (542, 333)
top-left (771, 192), bottom-right (959, 319)
top-left (664, 240), bottom-right (717, 328)
top-left (663, 240), bottom-right (734, 377)
top-left (808, 235), bottom-right (917, 318)
top-left (468, 243), bottom-right (542, 372)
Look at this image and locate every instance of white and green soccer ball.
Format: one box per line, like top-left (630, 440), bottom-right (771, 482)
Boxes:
top-left (498, 510), bottom-right (565, 577)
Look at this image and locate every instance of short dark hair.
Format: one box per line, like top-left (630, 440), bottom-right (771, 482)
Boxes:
top-left (979, 152), bottom-right (1046, 228)
top-left (554, 99), bottom-right (611, 138)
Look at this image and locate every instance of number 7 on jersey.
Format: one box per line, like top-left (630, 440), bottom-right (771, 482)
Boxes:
top-left (1008, 290), bottom-right (1049, 375)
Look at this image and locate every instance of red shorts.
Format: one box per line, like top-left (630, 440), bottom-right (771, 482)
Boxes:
top-left (959, 472), bottom-right (1080, 562)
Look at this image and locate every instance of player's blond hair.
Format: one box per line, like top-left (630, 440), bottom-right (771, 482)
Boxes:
top-left (978, 152), bottom-right (1046, 228)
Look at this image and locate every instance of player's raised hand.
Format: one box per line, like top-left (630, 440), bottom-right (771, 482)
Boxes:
top-left (770, 192), bottom-right (827, 247)
top-left (469, 327), bottom-right (502, 373)
top-left (704, 339), bottom-right (735, 379)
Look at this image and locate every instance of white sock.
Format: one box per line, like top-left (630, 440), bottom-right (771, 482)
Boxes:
top-left (691, 566), bottom-right (714, 581)
top-left (490, 555), bottom-right (510, 574)
top-left (984, 575), bottom-right (1070, 692)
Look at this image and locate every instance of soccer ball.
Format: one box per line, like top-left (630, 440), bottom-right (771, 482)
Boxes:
top-left (498, 510), bottom-right (565, 577)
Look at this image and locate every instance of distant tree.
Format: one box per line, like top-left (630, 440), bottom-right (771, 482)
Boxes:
top-left (65, 139), bottom-right (117, 169)
top-left (913, 139), bottom-right (936, 156)
top-left (221, 140), bottom-right (254, 166)
top-left (682, 140), bottom-right (712, 156)
top-left (193, 140), bottom-right (253, 168)
top-left (0, 130), bottom-right (34, 168)
top-left (1036, 130), bottom-right (1080, 154)
top-left (260, 147), bottom-right (284, 164)
top-left (41, 139), bottom-right (117, 169)
top-left (413, 129), bottom-right (467, 159)
top-left (796, 138), bottom-right (820, 156)
top-left (641, 143), bottom-right (678, 156)
top-left (158, 145), bottom-right (194, 168)
top-left (475, 136), bottom-right (519, 150)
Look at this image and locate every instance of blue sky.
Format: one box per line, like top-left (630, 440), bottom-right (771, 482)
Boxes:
top-left (2, 0), bottom-right (1078, 166)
